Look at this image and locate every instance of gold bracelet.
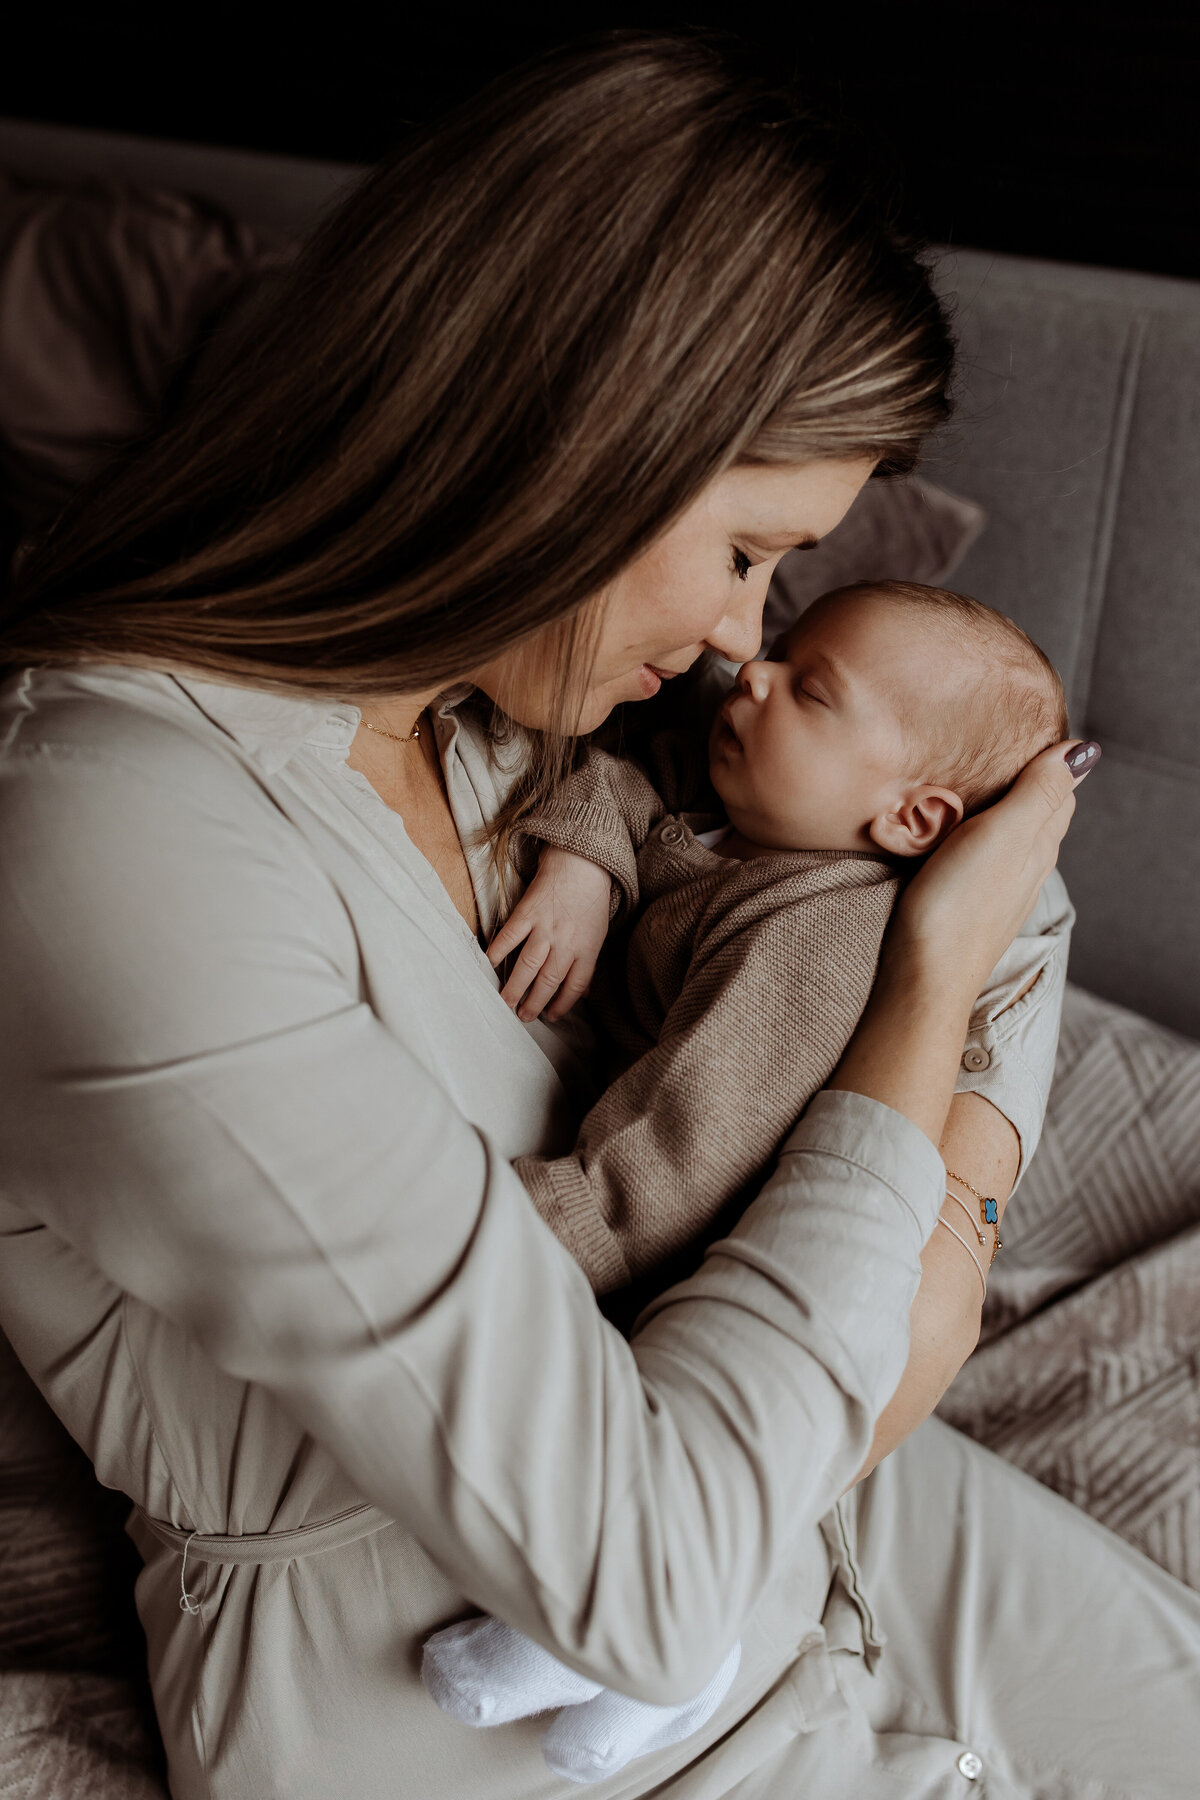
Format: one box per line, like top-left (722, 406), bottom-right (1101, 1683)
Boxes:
top-left (936, 1215), bottom-right (988, 1300)
top-left (945, 1167), bottom-right (1003, 1265)
top-left (944, 1188), bottom-right (986, 1244)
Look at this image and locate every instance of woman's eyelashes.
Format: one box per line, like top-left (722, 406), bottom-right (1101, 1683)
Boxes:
top-left (730, 546), bottom-right (753, 582)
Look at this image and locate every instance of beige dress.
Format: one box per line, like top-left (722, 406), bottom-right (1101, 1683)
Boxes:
top-left (1, 664), bottom-right (1197, 1800)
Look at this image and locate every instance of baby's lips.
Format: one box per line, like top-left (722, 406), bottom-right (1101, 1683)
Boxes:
top-left (1064, 740), bottom-right (1102, 778)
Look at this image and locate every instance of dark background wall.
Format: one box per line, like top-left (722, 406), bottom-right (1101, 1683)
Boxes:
top-left (3, 1), bottom-right (1197, 279)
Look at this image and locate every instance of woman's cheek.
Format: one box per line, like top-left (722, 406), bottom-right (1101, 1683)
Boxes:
top-left (637, 573), bottom-right (723, 654)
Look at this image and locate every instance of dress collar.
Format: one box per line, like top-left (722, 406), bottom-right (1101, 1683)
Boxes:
top-left (171, 674), bottom-right (476, 775)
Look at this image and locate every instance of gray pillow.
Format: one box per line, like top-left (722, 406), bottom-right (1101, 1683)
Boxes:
top-left (0, 170), bottom-right (289, 562)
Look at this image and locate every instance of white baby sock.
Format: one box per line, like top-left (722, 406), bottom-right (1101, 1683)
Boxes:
top-left (422, 1615), bottom-right (604, 1726)
top-left (542, 1638), bottom-right (743, 1784)
top-left (422, 1612), bottom-right (742, 1782)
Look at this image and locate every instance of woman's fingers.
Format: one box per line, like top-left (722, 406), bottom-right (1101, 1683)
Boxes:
top-left (1007, 738), bottom-right (1099, 876)
top-left (1012, 737), bottom-right (1092, 813)
top-left (895, 736), bottom-right (1100, 1000)
top-left (1063, 739), bottom-right (1102, 781)
top-left (1010, 738), bottom-right (1081, 844)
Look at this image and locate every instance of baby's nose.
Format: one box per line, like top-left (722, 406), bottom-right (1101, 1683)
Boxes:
top-left (738, 660), bottom-right (774, 700)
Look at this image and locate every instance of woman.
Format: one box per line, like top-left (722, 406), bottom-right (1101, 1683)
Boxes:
top-left (1, 33), bottom-right (1197, 1800)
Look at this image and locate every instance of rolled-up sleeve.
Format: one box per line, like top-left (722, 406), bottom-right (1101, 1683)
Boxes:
top-left (1, 738), bottom-right (943, 1704)
top-left (954, 869), bottom-right (1074, 1180)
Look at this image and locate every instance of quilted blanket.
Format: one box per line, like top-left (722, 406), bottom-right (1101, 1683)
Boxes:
top-left (0, 1315), bottom-right (167, 1796)
top-left (938, 983), bottom-right (1200, 1587)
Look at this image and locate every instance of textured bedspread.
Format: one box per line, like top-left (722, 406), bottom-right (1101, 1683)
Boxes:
top-left (0, 1317), bottom-right (168, 1798)
top-left (1, 984), bottom-right (1198, 1797)
top-left (939, 983), bottom-right (1200, 1588)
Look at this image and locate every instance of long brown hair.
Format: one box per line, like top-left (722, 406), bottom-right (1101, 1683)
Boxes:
top-left (0, 31), bottom-right (954, 820)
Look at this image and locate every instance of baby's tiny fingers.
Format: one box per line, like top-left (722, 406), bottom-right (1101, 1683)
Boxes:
top-left (544, 965), bottom-right (591, 1023)
top-left (498, 966), bottom-right (531, 1008)
top-left (499, 934), bottom-right (549, 1008)
top-left (517, 959), bottom-right (571, 1023)
top-left (487, 911), bottom-right (534, 966)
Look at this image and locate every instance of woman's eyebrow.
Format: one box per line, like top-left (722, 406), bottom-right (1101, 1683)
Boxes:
top-left (750, 531), bottom-right (819, 553)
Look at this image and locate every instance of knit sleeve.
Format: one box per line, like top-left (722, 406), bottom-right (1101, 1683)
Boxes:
top-left (515, 865), bottom-right (900, 1294)
top-left (515, 746), bottom-right (666, 921)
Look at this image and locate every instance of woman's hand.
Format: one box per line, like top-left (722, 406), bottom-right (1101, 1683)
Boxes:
top-left (488, 847), bottom-right (615, 1022)
top-left (830, 739), bottom-right (1098, 1146)
top-left (892, 739), bottom-right (1099, 1007)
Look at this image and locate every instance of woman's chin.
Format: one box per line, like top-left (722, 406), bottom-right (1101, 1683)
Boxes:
top-left (571, 673), bottom-right (655, 734)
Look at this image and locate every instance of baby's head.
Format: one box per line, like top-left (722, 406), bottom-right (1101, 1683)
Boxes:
top-left (708, 580), bottom-right (1068, 857)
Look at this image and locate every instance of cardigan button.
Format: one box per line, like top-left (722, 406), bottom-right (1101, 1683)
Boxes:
top-left (961, 1046), bottom-right (991, 1072)
top-left (659, 820), bottom-right (687, 847)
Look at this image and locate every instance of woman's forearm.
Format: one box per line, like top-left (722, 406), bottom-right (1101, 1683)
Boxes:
top-left (826, 940), bottom-right (976, 1145)
top-left (848, 1089), bottom-right (1020, 1487)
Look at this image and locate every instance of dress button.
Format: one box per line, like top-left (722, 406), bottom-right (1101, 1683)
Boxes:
top-left (659, 821), bottom-right (687, 847)
top-left (956, 1750), bottom-right (983, 1780)
top-left (961, 1046), bottom-right (991, 1072)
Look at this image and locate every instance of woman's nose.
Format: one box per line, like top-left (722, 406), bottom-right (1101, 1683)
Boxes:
top-left (706, 587), bottom-right (767, 665)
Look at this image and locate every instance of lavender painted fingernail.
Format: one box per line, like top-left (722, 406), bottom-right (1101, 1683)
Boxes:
top-left (1065, 741), bottom-right (1102, 773)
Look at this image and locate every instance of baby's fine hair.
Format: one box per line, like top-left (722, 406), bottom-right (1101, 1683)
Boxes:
top-left (821, 579), bottom-right (1069, 814)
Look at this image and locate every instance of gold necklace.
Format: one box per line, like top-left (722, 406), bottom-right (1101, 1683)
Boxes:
top-left (361, 714), bottom-right (421, 743)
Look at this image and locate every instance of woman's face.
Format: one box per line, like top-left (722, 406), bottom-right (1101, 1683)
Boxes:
top-left (469, 457), bottom-right (876, 734)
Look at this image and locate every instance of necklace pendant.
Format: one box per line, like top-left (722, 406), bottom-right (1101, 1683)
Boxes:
top-left (362, 716), bottom-right (421, 744)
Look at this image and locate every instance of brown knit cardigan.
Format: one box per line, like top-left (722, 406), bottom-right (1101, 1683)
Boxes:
top-left (513, 734), bottom-right (901, 1295)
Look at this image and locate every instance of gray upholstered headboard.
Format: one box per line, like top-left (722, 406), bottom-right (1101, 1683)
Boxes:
top-left (925, 251), bottom-right (1200, 1038)
top-left (2, 117), bottom-right (1196, 1038)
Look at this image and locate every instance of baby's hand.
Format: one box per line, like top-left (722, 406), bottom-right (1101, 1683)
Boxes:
top-left (488, 847), bottom-right (614, 1022)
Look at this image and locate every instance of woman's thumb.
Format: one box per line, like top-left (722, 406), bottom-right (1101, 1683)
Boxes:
top-left (1017, 738), bottom-right (1102, 814)
top-left (1062, 740), bottom-right (1102, 781)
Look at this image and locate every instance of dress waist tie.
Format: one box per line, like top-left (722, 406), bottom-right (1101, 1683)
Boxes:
top-left (133, 1501), bottom-right (394, 1566)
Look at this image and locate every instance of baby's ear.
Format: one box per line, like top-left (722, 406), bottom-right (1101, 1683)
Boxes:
top-left (868, 785), bottom-right (964, 858)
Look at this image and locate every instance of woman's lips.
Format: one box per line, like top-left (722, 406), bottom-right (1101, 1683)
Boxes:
top-left (636, 664), bottom-right (680, 698)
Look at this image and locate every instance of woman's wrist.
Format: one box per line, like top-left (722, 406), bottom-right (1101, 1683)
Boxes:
top-left (883, 908), bottom-right (996, 1018)
top-left (827, 939), bottom-right (975, 1147)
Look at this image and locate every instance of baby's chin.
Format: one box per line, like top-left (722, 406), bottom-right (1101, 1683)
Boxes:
top-left (710, 748), bottom-right (842, 850)
top-left (715, 793), bottom-right (810, 852)
top-left (715, 785), bottom-right (869, 854)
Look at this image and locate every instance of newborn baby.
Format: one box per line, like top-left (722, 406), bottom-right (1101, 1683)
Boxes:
top-left (423, 579), bottom-right (1069, 1782)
